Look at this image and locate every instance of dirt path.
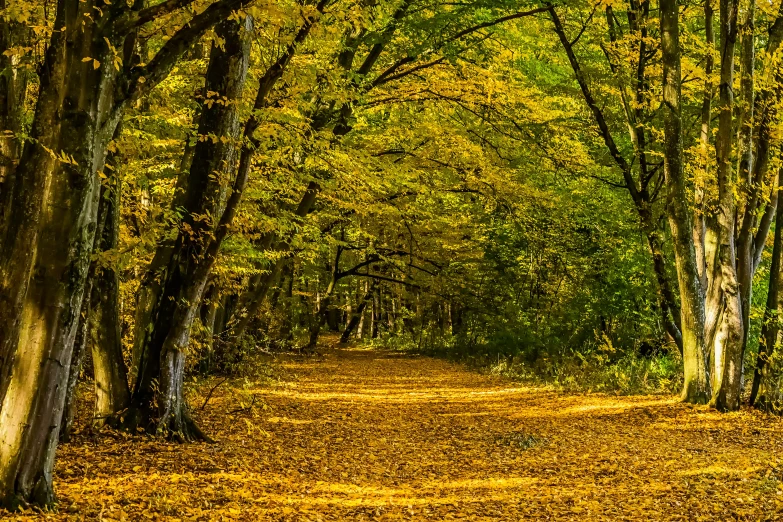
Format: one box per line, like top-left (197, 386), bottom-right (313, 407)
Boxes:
top-left (17, 347), bottom-right (783, 520)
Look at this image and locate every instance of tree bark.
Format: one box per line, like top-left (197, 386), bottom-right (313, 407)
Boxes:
top-left (90, 178), bottom-right (131, 426)
top-left (371, 285), bottom-right (380, 339)
top-left (750, 170), bottom-right (783, 407)
top-left (0, 0), bottom-right (123, 506)
top-left (0, 0), bottom-right (254, 506)
top-left (341, 283), bottom-right (375, 344)
top-left (660, 0), bottom-right (711, 403)
top-left (0, 7), bottom-right (29, 220)
top-left (711, 0), bottom-right (744, 412)
top-left (306, 246), bottom-right (343, 351)
top-left (60, 161), bottom-right (130, 436)
top-left (733, 0), bottom-right (756, 394)
top-left (59, 288), bottom-right (91, 443)
top-left (694, 0), bottom-right (715, 289)
top-left (129, 17), bottom-right (251, 439)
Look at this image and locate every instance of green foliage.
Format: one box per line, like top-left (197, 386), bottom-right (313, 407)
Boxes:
top-left (421, 334), bottom-right (683, 396)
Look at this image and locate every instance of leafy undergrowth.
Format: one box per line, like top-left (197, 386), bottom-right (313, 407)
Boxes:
top-left (7, 345), bottom-right (783, 520)
top-left (476, 351), bottom-right (682, 396)
top-left (410, 338), bottom-right (683, 396)
top-left (379, 330), bottom-right (683, 396)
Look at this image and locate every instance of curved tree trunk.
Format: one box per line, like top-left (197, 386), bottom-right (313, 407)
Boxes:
top-left (128, 17), bottom-right (252, 438)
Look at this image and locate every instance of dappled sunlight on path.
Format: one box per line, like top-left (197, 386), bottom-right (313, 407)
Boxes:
top-left (17, 346), bottom-right (783, 520)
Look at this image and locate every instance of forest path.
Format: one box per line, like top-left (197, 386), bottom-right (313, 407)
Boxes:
top-left (36, 346), bottom-right (783, 520)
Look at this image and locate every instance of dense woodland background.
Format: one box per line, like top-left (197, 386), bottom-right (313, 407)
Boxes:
top-left (3, 0), bottom-right (783, 511)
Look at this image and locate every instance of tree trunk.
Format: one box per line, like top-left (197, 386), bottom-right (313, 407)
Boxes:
top-left (712, 0), bottom-right (744, 412)
top-left (90, 179), bottom-right (131, 426)
top-left (751, 169), bottom-right (783, 407)
top-left (129, 17), bottom-right (251, 438)
top-left (0, 0), bottom-right (255, 506)
top-left (60, 162), bottom-right (130, 436)
top-left (0, 8), bottom-right (29, 219)
top-left (0, 0), bottom-right (126, 505)
top-left (694, 0), bottom-right (714, 289)
top-left (660, 0), bottom-right (711, 404)
top-left (371, 285), bottom-right (380, 339)
top-left (59, 289), bottom-right (91, 443)
top-left (341, 283), bottom-right (375, 344)
top-left (357, 280), bottom-right (369, 339)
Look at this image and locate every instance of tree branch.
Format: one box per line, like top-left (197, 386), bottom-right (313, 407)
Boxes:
top-left (133, 0), bottom-right (199, 27)
top-left (353, 271), bottom-right (422, 289)
top-left (372, 6), bottom-right (549, 87)
top-left (547, 3), bottom-right (639, 202)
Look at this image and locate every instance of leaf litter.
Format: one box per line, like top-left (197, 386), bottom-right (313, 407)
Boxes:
top-left (5, 346), bottom-right (783, 521)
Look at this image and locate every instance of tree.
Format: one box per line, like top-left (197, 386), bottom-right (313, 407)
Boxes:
top-left (660, 0), bottom-right (710, 403)
top-left (0, 0), bottom-right (253, 507)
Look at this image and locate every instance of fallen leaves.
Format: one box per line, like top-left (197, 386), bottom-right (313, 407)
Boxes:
top-left (5, 346), bottom-right (783, 520)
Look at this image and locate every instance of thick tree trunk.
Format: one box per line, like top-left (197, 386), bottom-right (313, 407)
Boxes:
top-left (158, 348), bottom-right (210, 441)
top-left (660, 0), bottom-right (710, 404)
top-left (711, 0), bottom-right (744, 412)
top-left (59, 127), bottom-right (131, 435)
top-left (129, 17), bottom-right (251, 438)
top-left (90, 179), bottom-right (131, 426)
top-left (0, 0), bottom-right (125, 505)
top-left (0, 0), bottom-right (255, 506)
top-left (750, 168), bottom-right (783, 407)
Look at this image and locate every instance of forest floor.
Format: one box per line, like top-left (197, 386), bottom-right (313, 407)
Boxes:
top-left (9, 342), bottom-right (783, 521)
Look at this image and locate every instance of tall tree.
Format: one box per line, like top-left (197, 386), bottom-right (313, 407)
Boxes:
top-left (660, 0), bottom-right (711, 403)
top-left (0, 0), bottom-right (253, 507)
top-left (128, 15), bottom-right (254, 439)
